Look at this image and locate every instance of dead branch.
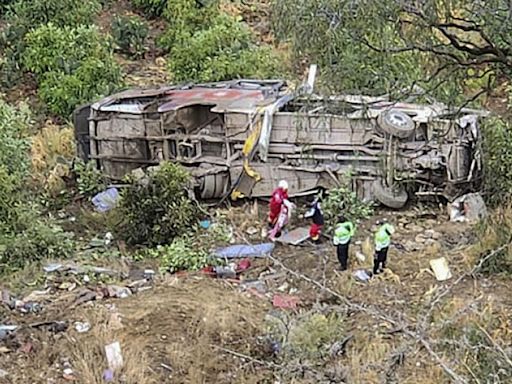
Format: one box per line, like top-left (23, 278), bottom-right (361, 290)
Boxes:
top-left (477, 325), bottom-right (512, 370)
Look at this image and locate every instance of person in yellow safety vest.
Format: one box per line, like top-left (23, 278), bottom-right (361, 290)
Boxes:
top-left (333, 216), bottom-right (355, 271)
top-left (374, 223), bottom-right (395, 274)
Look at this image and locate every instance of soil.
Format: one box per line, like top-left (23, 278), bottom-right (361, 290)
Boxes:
top-left (1, 203), bottom-right (509, 384)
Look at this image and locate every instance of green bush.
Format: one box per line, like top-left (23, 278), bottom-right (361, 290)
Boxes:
top-left (73, 159), bottom-right (107, 198)
top-left (0, 0), bottom-right (102, 85)
top-left (142, 236), bottom-right (211, 273)
top-left (22, 24), bottom-right (122, 117)
top-left (169, 14), bottom-right (281, 82)
top-left (0, 99), bottom-right (75, 274)
top-left (38, 57), bottom-right (122, 117)
top-left (0, 99), bottom-right (31, 179)
top-left (112, 15), bottom-right (149, 58)
top-left (321, 177), bottom-right (374, 230)
top-left (0, 221), bottom-right (75, 273)
top-left (119, 162), bottom-right (200, 246)
top-left (481, 116), bottom-right (512, 205)
top-left (132, 0), bottom-right (167, 17)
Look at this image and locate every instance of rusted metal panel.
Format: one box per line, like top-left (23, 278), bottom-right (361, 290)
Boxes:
top-left (158, 88), bottom-right (269, 113)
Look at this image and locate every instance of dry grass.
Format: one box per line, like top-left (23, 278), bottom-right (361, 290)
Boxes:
top-left (117, 277), bottom-right (271, 383)
top-left (0, 277), bottom-right (272, 384)
top-left (30, 122), bottom-right (75, 195)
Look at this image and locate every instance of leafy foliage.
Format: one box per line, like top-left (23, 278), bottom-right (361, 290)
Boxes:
top-left (481, 116), bottom-right (512, 205)
top-left (0, 0), bottom-right (102, 86)
top-left (473, 204), bottom-right (512, 275)
top-left (0, 221), bottom-right (75, 273)
top-left (142, 237), bottom-right (211, 273)
top-left (272, 0), bottom-right (424, 95)
top-left (22, 23), bottom-right (122, 117)
top-left (0, 99), bottom-right (31, 179)
top-left (157, 0), bottom-right (282, 82)
top-left (132, 0), bottom-right (167, 17)
top-left (321, 177), bottom-right (374, 230)
top-left (0, 100), bottom-right (74, 273)
top-left (73, 159), bottom-right (107, 198)
top-left (271, 0), bottom-right (504, 101)
top-left (112, 15), bottom-right (149, 58)
top-left (119, 162), bottom-right (200, 246)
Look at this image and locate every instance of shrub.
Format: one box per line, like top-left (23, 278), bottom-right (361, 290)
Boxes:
top-left (481, 116), bottom-right (512, 206)
top-left (0, 98), bottom-right (75, 274)
top-left (142, 236), bottom-right (211, 273)
top-left (112, 15), bottom-right (149, 58)
top-left (22, 24), bottom-right (122, 117)
top-left (37, 57), bottom-right (122, 117)
top-left (0, 0), bottom-right (102, 82)
top-left (169, 14), bottom-right (281, 82)
top-left (472, 204), bottom-right (512, 275)
top-left (0, 99), bottom-right (31, 179)
top-left (73, 159), bottom-right (107, 198)
top-left (119, 162), bottom-right (200, 246)
top-left (321, 177), bottom-right (374, 230)
top-left (132, 0), bottom-right (167, 17)
top-left (0, 221), bottom-right (75, 273)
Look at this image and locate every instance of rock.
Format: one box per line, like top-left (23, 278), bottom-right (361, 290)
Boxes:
top-left (408, 224), bottom-right (424, 233)
top-left (415, 234), bottom-right (426, 243)
top-left (404, 240), bottom-right (419, 251)
top-left (432, 231), bottom-right (442, 240)
top-left (424, 229), bottom-right (435, 239)
top-left (246, 226), bottom-right (258, 236)
top-left (0, 369), bottom-right (7, 378)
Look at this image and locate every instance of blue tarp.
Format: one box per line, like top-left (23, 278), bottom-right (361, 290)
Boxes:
top-left (213, 243), bottom-right (275, 259)
top-left (92, 188), bottom-right (120, 213)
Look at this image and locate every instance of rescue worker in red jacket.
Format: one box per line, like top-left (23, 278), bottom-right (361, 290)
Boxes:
top-left (268, 180), bottom-right (290, 228)
top-left (268, 180), bottom-right (294, 240)
top-left (304, 196), bottom-right (324, 242)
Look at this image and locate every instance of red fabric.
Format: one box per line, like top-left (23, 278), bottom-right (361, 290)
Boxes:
top-left (272, 294), bottom-right (300, 309)
top-left (268, 187), bottom-right (288, 224)
top-left (236, 259), bottom-right (251, 272)
top-left (309, 223), bottom-right (322, 239)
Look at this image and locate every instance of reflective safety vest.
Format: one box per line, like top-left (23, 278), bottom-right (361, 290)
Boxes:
top-left (375, 224), bottom-right (394, 251)
top-left (333, 221), bottom-right (355, 245)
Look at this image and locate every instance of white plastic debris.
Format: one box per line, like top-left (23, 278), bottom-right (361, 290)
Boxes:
top-left (449, 193), bottom-right (487, 223)
top-left (353, 269), bottom-right (371, 282)
top-left (74, 321), bottom-right (91, 333)
top-left (105, 341), bottom-right (124, 370)
top-left (429, 257), bottom-right (452, 281)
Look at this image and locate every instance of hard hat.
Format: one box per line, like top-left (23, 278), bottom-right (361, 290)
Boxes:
top-left (278, 180), bottom-right (288, 190)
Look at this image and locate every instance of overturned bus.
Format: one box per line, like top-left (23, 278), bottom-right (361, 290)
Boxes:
top-left (73, 79), bottom-right (486, 208)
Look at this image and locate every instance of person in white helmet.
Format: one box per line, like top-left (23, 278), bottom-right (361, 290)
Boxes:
top-left (268, 180), bottom-right (294, 240)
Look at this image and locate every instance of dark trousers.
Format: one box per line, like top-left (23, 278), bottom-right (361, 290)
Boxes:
top-left (373, 247), bottom-right (389, 274)
top-left (337, 242), bottom-right (350, 270)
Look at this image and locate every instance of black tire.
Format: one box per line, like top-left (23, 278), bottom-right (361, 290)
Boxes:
top-left (377, 109), bottom-right (415, 139)
top-left (372, 179), bottom-right (408, 209)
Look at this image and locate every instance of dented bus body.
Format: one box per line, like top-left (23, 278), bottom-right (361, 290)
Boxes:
top-left (73, 79), bottom-right (486, 208)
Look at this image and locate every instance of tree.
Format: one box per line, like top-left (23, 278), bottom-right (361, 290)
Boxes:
top-left (272, 0), bottom-right (505, 102)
